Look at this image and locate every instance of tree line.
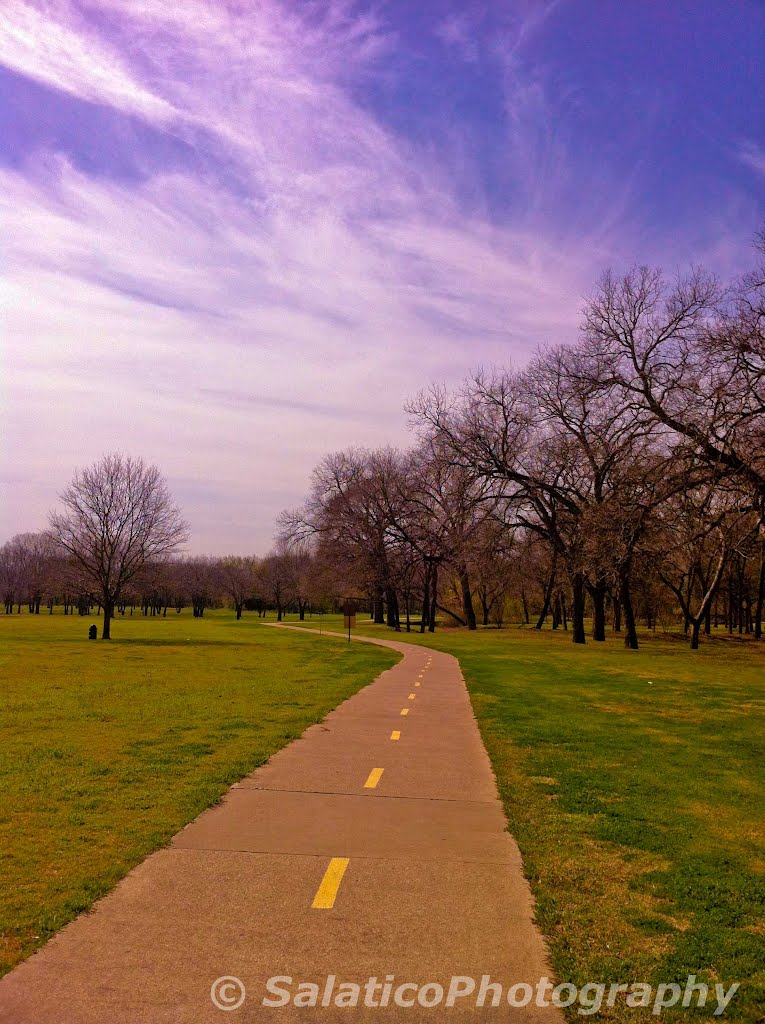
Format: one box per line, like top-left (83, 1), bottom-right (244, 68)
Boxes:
top-left (0, 531), bottom-right (328, 629)
top-left (3, 234), bottom-right (763, 647)
top-left (0, 453), bottom-right (353, 636)
top-left (279, 232), bottom-right (765, 649)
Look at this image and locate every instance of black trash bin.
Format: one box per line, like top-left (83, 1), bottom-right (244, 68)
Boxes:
top-left (88, 624), bottom-right (98, 640)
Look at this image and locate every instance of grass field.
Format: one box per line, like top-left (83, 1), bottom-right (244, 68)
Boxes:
top-left (2, 609), bottom-right (763, 1021)
top-left (294, 614), bottom-right (765, 1022)
top-left (0, 610), bottom-right (397, 976)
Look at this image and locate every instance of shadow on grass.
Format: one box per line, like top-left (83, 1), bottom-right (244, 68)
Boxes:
top-left (5, 636), bottom-right (250, 649)
top-left (112, 638), bottom-right (250, 648)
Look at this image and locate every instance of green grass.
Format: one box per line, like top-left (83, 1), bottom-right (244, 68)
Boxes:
top-left (0, 609), bottom-right (397, 976)
top-left (295, 614), bottom-right (765, 1022)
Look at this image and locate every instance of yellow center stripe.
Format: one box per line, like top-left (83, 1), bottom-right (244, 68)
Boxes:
top-left (312, 858), bottom-right (350, 909)
top-left (408, 693), bottom-right (416, 699)
top-left (415, 682), bottom-right (420, 687)
top-left (390, 730), bottom-right (401, 740)
top-left (364, 768), bottom-right (384, 789)
top-left (400, 708), bottom-right (409, 716)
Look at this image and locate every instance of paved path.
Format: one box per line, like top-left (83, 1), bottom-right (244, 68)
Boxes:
top-left (0, 627), bottom-right (562, 1022)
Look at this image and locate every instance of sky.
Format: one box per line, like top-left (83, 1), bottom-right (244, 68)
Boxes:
top-left (1, 0), bottom-right (764, 553)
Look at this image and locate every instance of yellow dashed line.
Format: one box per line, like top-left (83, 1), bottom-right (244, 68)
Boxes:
top-left (364, 768), bottom-right (384, 789)
top-left (312, 858), bottom-right (350, 909)
top-left (415, 681), bottom-right (421, 687)
top-left (390, 730), bottom-right (401, 741)
top-left (400, 708), bottom-right (409, 716)
top-left (408, 693), bottom-right (416, 700)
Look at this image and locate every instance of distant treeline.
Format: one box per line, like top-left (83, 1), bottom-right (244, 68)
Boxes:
top-left (4, 233), bottom-right (765, 648)
top-left (278, 231), bottom-right (765, 650)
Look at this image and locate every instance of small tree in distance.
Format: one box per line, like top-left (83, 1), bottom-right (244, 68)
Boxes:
top-left (49, 454), bottom-right (189, 639)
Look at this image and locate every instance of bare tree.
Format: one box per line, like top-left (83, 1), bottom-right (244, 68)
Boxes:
top-left (0, 539), bottom-right (20, 614)
top-left (180, 556), bottom-right (221, 618)
top-left (259, 545), bottom-right (297, 621)
top-left (653, 486), bottom-right (756, 648)
top-left (49, 454), bottom-right (188, 639)
top-left (219, 555), bottom-right (258, 619)
top-left (582, 263), bottom-right (765, 521)
top-left (281, 448), bottom-right (405, 625)
top-left (281, 542), bottom-right (314, 620)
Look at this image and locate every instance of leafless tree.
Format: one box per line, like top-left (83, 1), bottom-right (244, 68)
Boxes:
top-left (583, 261), bottom-right (765, 525)
top-left (259, 545), bottom-right (297, 621)
top-left (281, 541), bottom-right (315, 620)
top-left (219, 555), bottom-right (258, 619)
top-left (48, 454), bottom-right (188, 638)
top-left (181, 556), bottom-right (221, 618)
top-left (281, 448), bottom-right (405, 625)
top-left (652, 486), bottom-right (756, 648)
top-left (0, 539), bottom-right (21, 614)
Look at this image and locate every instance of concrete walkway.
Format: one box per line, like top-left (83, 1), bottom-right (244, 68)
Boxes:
top-left (0, 627), bottom-right (562, 1022)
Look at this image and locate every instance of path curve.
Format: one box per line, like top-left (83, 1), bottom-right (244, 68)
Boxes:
top-left (0, 623), bottom-right (562, 1022)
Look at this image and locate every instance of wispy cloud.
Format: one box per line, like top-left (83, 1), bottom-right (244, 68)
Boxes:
top-left (435, 2), bottom-right (561, 65)
top-left (0, 0), bottom-right (176, 122)
top-left (1, 0), bottom-right (753, 551)
top-left (738, 140), bottom-right (765, 178)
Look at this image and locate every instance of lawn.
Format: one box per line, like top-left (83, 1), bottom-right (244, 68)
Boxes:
top-left (293, 614), bottom-right (765, 1022)
top-left (0, 609), bottom-right (397, 976)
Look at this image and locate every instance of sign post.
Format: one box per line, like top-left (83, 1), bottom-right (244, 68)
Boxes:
top-left (342, 601), bottom-right (356, 643)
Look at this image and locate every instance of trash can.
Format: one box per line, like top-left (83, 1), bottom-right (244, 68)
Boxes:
top-left (88, 624), bottom-right (98, 640)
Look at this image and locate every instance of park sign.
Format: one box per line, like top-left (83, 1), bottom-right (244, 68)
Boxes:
top-left (342, 601), bottom-right (356, 640)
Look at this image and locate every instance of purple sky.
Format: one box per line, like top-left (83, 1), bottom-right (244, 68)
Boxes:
top-left (2, 1), bottom-right (764, 553)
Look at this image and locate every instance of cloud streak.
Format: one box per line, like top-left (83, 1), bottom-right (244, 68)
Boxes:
top-left (0, 0), bottom-right (176, 122)
top-left (1, 0), bottom-right (760, 552)
top-left (738, 141), bottom-right (765, 178)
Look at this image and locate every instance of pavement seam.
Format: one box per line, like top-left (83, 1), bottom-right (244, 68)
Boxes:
top-left (231, 784), bottom-right (501, 805)
top-left (169, 847), bottom-right (515, 865)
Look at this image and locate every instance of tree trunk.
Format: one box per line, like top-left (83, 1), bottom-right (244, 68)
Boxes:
top-left (534, 591), bottom-right (551, 629)
top-left (535, 555), bottom-right (558, 630)
top-left (459, 569), bottom-right (477, 630)
top-left (738, 560), bottom-right (746, 635)
top-left (755, 545), bottom-right (765, 640)
top-left (589, 582), bottom-right (607, 641)
top-left (690, 618), bottom-right (702, 650)
top-left (420, 562), bottom-right (430, 634)
top-left (373, 586), bottom-right (385, 625)
top-left (429, 565), bottom-right (438, 633)
top-left (385, 586), bottom-right (400, 630)
top-left (102, 599), bottom-right (113, 639)
top-left (619, 570), bottom-right (639, 650)
top-left (612, 595), bottom-right (622, 633)
top-left (571, 573), bottom-right (586, 645)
